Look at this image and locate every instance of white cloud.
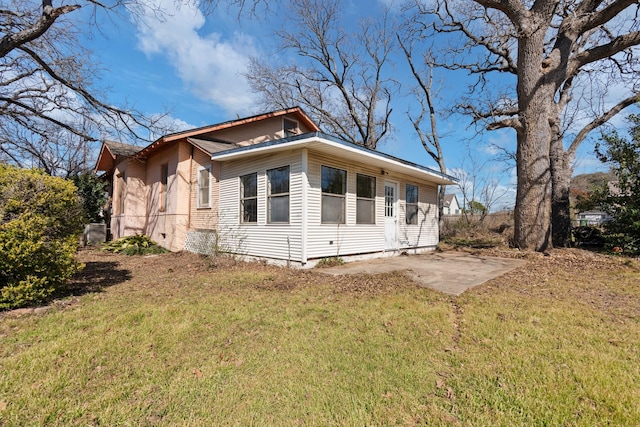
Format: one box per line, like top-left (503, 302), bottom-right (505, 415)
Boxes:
top-left (129, 0), bottom-right (257, 115)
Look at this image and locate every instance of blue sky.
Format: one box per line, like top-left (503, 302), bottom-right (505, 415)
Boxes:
top-left (79, 0), bottom-right (630, 210)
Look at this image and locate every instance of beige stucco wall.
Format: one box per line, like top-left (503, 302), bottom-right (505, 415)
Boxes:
top-left (105, 112), bottom-right (319, 252)
top-left (110, 158), bottom-right (147, 240)
top-left (214, 115), bottom-right (315, 145)
top-left (144, 141), bottom-right (192, 251)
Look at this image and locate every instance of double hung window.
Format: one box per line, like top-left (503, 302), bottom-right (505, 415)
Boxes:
top-left (356, 173), bottom-right (376, 224)
top-left (197, 165), bottom-right (211, 208)
top-left (267, 166), bottom-right (290, 223)
top-left (406, 184), bottom-right (419, 225)
top-left (321, 165), bottom-right (347, 224)
top-left (240, 173), bottom-right (258, 223)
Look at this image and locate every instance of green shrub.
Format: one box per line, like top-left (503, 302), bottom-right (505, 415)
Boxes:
top-left (0, 166), bottom-right (84, 309)
top-left (101, 234), bottom-right (168, 256)
top-left (315, 256), bottom-right (345, 268)
top-left (73, 172), bottom-right (107, 223)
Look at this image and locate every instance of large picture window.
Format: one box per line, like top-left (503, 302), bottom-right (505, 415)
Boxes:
top-left (197, 165), bottom-right (211, 208)
top-left (406, 183), bottom-right (419, 225)
top-left (267, 166), bottom-right (290, 223)
top-left (240, 172), bottom-right (257, 223)
top-left (356, 173), bottom-right (376, 224)
top-left (321, 165), bottom-right (346, 223)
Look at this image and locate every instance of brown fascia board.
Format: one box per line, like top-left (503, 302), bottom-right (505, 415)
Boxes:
top-left (133, 106), bottom-right (320, 160)
top-left (94, 144), bottom-right (114, 172)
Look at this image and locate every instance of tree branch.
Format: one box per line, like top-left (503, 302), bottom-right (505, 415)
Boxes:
top-left (571, 30), bottom-right (640, 73)
top-left (0, 2), bottom-right (80, 59)
top-left (577, 0), bottom-right (639, 35)
top-left (568, 93), bottom-right (639, 156)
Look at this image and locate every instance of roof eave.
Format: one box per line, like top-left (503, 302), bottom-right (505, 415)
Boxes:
top-left (211, 133), bottom-right (458, 186)
top-left (95, 144), bottom-right (116, 172)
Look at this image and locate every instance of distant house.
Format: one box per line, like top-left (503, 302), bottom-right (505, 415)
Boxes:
top-left (96, 107), bottom-right (457, 266)
top-left (576, 210), bottom-right (612, 226)
top-left (442, 194), bottom-right (461, 215)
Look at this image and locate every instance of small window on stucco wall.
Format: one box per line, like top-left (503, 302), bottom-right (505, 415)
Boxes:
top-left (160, 164), bottom-right (169, 212)
top-left (197, 165), bottom-right (211, 208)
top-left (283, 118), bottom-right (299, 137)
top-left (117, 172), bottom-right (126, 215)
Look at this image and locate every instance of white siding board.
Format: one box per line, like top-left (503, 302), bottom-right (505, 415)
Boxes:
top-left (218, 151), bottom-right (304, 261)
top-left (306, 151), bottom-right (385, 259)
top-left (217, 147), bottom-right (441, 263)
top-left (398, 181), bottom-right (439, 250)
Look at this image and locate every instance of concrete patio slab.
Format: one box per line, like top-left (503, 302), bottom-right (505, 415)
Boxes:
top-left (321, 251), bottom-right (526, 296)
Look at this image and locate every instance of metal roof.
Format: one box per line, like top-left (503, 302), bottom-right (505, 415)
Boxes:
top-left (211, 132), bottom-right (458, 185)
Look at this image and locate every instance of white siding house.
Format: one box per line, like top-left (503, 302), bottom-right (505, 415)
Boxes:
top-left (213, 133), bottom-right (456, 266)
top-left (443, 194), bottom-right (461, 215)
top-left (97, 108), bottom-right (457, 266)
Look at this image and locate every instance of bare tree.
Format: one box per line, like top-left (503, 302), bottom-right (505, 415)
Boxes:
top-left (245, 0), bottom-right (396, 149)
top-left (414, 0), bottom-right (640, 251)
top-left (452, 144), bottom-right (512, 224)
top-left (396, 30), bottom-right (450, 232)
top-left (0, 0), bottom-right (170, 175)
top-left (0, 120), bottom-right (95, 177)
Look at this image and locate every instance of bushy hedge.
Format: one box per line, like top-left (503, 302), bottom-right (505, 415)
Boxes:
top-left (0, 165), bottom-right (85, 309)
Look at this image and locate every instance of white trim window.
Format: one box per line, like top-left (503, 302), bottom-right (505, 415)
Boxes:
top-left (356, 173), bottom-right (376, 224)
top-left (406, 183), bottom-right (419, 225)
top-left (321, 165), bottom-right (346, 224)
top-left (267, 165), bottom-right (290, 223)
top-left (197, 165), bottom-right (211, 208)
top-left (240, 172), bottom-right (258, 223)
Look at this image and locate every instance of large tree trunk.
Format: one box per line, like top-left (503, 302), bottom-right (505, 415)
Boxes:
top-left (513, 28), bottom-right (553, 252)
top-left (550, 139), bottom-right (574, 247)
top-left (514, 109), bottom-right (553, 251)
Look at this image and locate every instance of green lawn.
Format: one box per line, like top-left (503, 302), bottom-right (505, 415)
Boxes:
top-left (1, 249), bottom-right (639, 426)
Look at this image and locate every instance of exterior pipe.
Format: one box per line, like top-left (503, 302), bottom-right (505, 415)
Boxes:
top-left (301, 148), bottom-right (308, 265)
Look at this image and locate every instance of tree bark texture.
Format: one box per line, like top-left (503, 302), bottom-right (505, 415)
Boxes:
top-left (513, 23), bottom-right (553, 252)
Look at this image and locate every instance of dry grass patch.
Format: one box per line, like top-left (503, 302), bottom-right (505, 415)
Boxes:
top-left (1, 248), bottom-right (639, 425)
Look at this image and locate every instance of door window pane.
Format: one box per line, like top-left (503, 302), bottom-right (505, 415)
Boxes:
top-left (385, 185), bottom-right (394, 217)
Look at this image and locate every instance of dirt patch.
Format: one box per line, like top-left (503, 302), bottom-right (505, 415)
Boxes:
top-left (3, 247), bottom-right (638, 319)
top-left (70, 249), bottom-right (420, 298)
top-left (471, 247), bottom-right (640, 319)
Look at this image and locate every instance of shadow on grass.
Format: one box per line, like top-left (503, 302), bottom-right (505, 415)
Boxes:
top-left (57, 261), bottom-right (132, 298)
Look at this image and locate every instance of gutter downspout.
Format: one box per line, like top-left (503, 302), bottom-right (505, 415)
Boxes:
top-left (301, 148), bottom-right (308, 266)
